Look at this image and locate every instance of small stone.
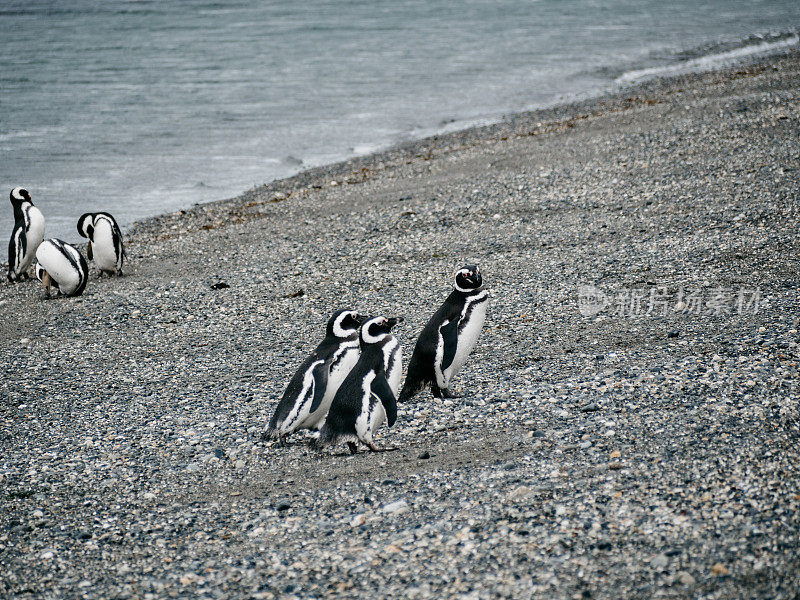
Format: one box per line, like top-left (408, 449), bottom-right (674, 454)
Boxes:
top-left (186, 462), bottom-right (201, 473)
top-left (711, 563), bottom-right (729, 576)
top-left (581, 403), bottom-right (601, 413)
top-left (382, 500), bottom-right (409, 515)
top-left (507, 486), bottom-right (533, 500)
top-left (608, 462), bottom-right (623, 470)
top-left (676, 571), bottom-right (696, 585)
top-left (276, 500), bottom-right (291, 512)
top-left (350, 514), bottom-right (367, 527)
top-left (667, 330), bottom-right (680, 338)
top-left (609, 450), bottom-right (621, 459)
top-left (418, 451), bottom-right (431, 459)
top-left (651, 553), bottom-right (669, 569)
top-left (40, 550), bottom-right (55, 560)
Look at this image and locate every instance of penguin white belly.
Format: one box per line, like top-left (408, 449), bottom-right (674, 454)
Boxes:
top-left (92, 220), bottom-right (118, 271)
top-left (369, 401), bottom-right (386, 436)
top-left (355, 372), bottom-right (383, 443)
top-left (19, 206), bottom-right (45, 272)
top-left (279, 360), bottom-right (323, 435)
top-left (36, 242), bottom-right (81, 295)
top-left (302, 342), bottom-right (360, 430)
top-left (443, 294), bottom-right (488, 386)
top-left (383, 338), bottom-right (403, 397)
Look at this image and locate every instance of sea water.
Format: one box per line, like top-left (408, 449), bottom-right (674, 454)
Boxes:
top-left (2, 0), bottom-right (798, 241)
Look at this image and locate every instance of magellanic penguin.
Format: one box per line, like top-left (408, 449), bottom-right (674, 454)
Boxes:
top-left (400, 264), bottom-right (487, 401)
top-left (263, 309), bottom-right (365, 444)
top-left (34, 239), bottom-right (89, 297)
top-left (7, 187), bottom-right (45, 282)
top-left (315, 315), bottom-right (403, 454)
top-left (77, 212), bottom-right (125, 276)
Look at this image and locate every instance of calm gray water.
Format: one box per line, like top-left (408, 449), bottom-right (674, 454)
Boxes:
top-left (2, 0), bottom-right (799, 241)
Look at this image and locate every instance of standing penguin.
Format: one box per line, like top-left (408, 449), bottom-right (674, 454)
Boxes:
top-left (7, 187), bottom-right (45, 282)
top-left (34, 239), bottom-right (89, 298)
top-left (400, 264), bottom-right (487, 401)
top-left (263, 309), bottom-right (365, 444)
top-left (77, 212), bottom-right (125, 276)
top-left (315, 315), bottom-right (403, 454)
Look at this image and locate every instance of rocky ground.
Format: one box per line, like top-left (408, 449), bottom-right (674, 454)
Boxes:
top-left (1, 50), bottom-right (799, 599)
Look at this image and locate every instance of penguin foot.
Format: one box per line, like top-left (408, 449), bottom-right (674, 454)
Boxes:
top-left (366, 442), bottom-right (398, 453)
top-left (347, 442), bottom-right (358, 455)
top-left (432, 385), bottom-right (462, 399)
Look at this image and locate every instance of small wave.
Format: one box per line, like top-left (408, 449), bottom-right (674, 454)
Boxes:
top-left (616, 35), bottom-right (799, 84)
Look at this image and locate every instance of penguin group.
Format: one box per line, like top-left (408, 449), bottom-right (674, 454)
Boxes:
top-left (6, 185), bottom-right (488, 457)
top-left (5, 187), bottom-right (125, 297)
top-left (264, 264), bottom-right (487, 454)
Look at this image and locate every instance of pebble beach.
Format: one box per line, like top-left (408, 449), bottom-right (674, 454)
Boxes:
top-left (1, 50), bottom-right (799, 599)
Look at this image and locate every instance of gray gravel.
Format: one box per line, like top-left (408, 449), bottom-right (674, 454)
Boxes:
top-left (1, 51), bottom-right (799, 599)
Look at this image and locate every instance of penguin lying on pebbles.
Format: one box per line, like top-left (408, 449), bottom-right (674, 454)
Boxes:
top-left (400, 264), bottom-right (487, 401)
top-left (77, 212), bottom-right (125, 276)
top-left (7, 187), bottom-right (45, 282)
top-left (263, 309), bottom-right (364, 445)
top-left (315, 316), bottom-right (403, 454)
top-left (34, 239), bottom-right (89, 297)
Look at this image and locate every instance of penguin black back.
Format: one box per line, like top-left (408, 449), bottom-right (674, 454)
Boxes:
top-left (400, 264), bottom-right (487, 401)
top-left (265, 309), bottom-right (363, 442)
top-left (316, 316), bottom-right (403, 453)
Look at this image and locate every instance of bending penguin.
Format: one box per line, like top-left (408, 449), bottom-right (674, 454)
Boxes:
top-left (77, 212), bottom-right (125, 276)
top-left (7, 187), bottom-right (45, 282)
top-left (34, 239), bottom-right (89, 298)
top-left (263, 309), bottom-right (364, 444)
top-left (315, 315), bottom-right (403, 454)
top-left (400, 264), bottom-right (487, 401)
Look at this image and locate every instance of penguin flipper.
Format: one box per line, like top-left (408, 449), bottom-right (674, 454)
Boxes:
top-left (371, 374), bottom-right (397, 427)
top-left (86, 241), bottom-right (93, 261)
top-left (439, 318), bottom-right (460, 371)
top-left (307, 359), bottom-right (331, 414)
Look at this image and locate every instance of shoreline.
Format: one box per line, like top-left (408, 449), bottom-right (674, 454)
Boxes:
top-left (2, 49), bottom-right (799, 599)
top-left (127, 45), bottom-right (799, 243)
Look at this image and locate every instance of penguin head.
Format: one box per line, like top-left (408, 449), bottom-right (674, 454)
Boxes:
top-left (327, 309), bottom-right (364, 339)
top-left (10, 187), bottom-right (31, 205)
top-left (77, 213), bottom-right (95, 239)
top-left (454, 264), bottom-right (483, 293)
top-left (360, 316), bottom-right (403, 345)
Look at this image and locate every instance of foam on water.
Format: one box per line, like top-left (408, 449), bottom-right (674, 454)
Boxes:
top-left (617, 35), bottom-right (800, 84)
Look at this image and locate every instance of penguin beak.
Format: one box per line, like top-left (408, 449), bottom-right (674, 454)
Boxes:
top-left (387, 317), bottom-right (404, 328)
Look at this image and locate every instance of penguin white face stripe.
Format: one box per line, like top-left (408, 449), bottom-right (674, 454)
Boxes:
top-left (361, 317), bottom-right (390, 344)
top-left (333, 311), bottom-right (359, 338)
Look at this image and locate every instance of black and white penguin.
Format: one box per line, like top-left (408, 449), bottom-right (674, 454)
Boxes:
top-left (77, 212), bottom-right (125, 276)
top-left (262, 309), bottom-right (365, 444)
top-left (400, 264), bottom-right (488, 401)
top-left (315, 315), bottom-right (403, 454)
top-left (7, 187), bottom-right (45, 282)
top-left (34, 239), bottom-right (89, 298)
